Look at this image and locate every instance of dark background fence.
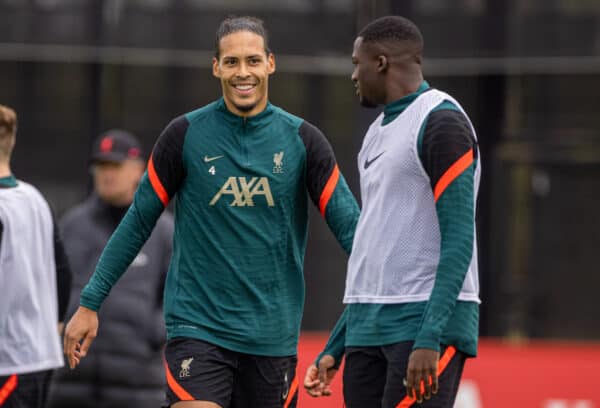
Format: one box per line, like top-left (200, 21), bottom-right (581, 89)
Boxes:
top-left (1, 0), bottom-right (599, 338)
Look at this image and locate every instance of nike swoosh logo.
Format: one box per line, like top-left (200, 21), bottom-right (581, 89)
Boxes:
top-left (204, 155), bottom-right (224, 162)
top-left (364, 151), bottom-right (385, 169)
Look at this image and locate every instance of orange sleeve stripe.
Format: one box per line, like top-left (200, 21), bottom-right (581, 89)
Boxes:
top-left (395, 346), bottom-right (457, 408)
top-left (284, 376), bottom-right (299, 408)
top-left (319, 164), bottom-right (340, 217)
top-left (433, 149), bottom-right (474, 202)
top-left (0, 374), bottom-right (18, 405)
top-left (148, 157), bottom-right (169, 207)
top-left (437, 345), bottom-right (457, 374)
top-left (164, 360), bottom-right (194, 401)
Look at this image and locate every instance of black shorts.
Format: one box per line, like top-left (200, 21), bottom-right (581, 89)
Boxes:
top-left (163, 337), bottom-right (298, 408)
top-left (343, 342), bottom-right (466, 408)
top-left (0, 370), bottom-right (53, 408)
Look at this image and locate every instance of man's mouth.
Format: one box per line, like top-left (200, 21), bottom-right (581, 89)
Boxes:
top-left (233, 84), bottom-right (256, 94)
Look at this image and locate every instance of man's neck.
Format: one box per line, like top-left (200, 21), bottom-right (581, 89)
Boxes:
top-left (223, 97), bottom-right (268, 118)
top-left (384, 69), bottom-right (423, 105)
top-left (385, 82), bottom-right (422, 105)
top-left (0, 162), bottom-right (11, 178)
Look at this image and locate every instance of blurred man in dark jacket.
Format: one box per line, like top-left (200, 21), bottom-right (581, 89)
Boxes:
top-left (48, 129), bottom-right (174, 408)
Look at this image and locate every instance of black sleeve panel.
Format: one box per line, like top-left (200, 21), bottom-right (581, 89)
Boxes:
top-left (0, 220), bottom-right (3, 253)
top-left (421, 109), bottom-right (477, 190)
top-left (150, 115), bottom-right (189, 200)
top-left (298, 121), bottom-right (338, 207)
top-left (52, 211), bottom-right (72, 321)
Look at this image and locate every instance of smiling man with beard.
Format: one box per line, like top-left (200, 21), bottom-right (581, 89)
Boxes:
top-left (63, 16), bottom-right (360, 408)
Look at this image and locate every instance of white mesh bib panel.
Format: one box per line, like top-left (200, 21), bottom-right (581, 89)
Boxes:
top-left (344, 89), bottom-right (481, 304)
top-left (0, 181), bottom-right (63, 375)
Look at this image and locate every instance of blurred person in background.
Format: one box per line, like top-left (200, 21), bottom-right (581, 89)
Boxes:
top-left (63, 15), bottom-right (359, 408)
top-left (0, 104), bottom-right (72, 408)
top-left (305, 15), bottom-right (482, 407)
top-left (48, 130), bottom-right (174, 408)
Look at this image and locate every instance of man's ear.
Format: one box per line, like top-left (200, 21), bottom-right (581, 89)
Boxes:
top-left (377, 55), bottom-right (388, 73)
top-left (212, 57), bottom-right (220, 78)
top-left (267, 53), bottom-right (276, 74)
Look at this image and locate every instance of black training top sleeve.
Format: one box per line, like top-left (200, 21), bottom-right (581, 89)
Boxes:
top-left (421, 109), bottom-right (477, 189)
top-left (149, 115), bottom-right (189, 203)
top-left (80, 117), bottom-right (187, 311)
top-left (298, 121), bottom-right (338, 207)
top-left (52, 210), bottom-right (72, 321)
top-left (414, 107), bottom-right (477, 351)
top-left (298, 120), bottom-right (360, 254)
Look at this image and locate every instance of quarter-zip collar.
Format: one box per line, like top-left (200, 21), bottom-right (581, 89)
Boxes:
top-left (216, 97), bottom-right (275, 129)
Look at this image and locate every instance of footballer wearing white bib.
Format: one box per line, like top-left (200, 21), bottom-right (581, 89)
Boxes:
top-left (305, 16), bottom-right (481, 408)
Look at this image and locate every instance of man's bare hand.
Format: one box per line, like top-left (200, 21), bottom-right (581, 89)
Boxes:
top-left (405, 348), bottom-right (440, 403)
top-left (63, 306), bottom-right (98, 369)
top-left (304, 354), bottom-right (337, 397)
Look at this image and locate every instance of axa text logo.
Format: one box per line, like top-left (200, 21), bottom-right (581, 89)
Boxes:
top-left (210, 177), bottom-right (275, 207)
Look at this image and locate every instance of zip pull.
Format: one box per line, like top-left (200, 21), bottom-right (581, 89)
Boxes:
top-left (241, 116), bottom-right (249, 165)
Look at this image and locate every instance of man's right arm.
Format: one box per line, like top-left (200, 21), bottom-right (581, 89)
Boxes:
top-left (64, 116), bottom-right (188, 369)
top-left (80, 115), bottom-right (189, 311)
top-left (304, 307), bottom-right (348, 397)
top-left (65, 116), bottom-right (189, 369)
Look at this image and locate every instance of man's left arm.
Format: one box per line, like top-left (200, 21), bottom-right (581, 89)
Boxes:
top-left (305, 306), bottom-right (348, 397)
top-left (414, 106), bottom-right (477, 351)
top-left (299, 120), bottom-right (360, 254)
top-left (299, 121), bottom-right (359, 396)
top-left (406, 106), bottom-right (478, 402)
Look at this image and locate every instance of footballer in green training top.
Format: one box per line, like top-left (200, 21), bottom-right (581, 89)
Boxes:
top-left (64, 16), bottom-right (360, 408)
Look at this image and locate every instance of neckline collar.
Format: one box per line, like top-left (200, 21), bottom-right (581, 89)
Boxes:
top-left (0, 174), bottom-right (18, 188)
top-left (216, 98), bottom-right (275, 127)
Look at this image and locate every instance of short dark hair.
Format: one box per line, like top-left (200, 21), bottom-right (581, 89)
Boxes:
top-left (0, 105), bottom-right (16, 136)
top-left (358, 15), bottom-right (423, 51)
top-left (215, 16), bottom-right (271, 58)
top-left (0, 104), bottom-right (17, 158)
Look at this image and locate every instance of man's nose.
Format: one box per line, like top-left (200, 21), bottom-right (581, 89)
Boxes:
top-left (236, 62), bottom-right (250, 77)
